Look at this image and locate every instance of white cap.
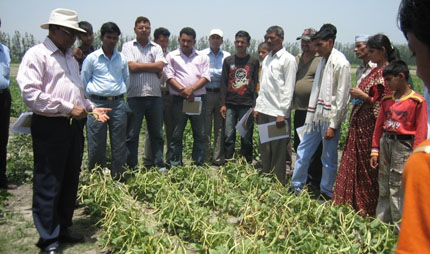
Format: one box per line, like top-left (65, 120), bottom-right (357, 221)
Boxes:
top-left (355, 35), bottom-right (370, 43)
top-left (209, 28), bottom-right (223, 38)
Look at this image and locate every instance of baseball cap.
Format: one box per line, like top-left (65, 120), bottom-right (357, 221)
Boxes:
top-left (296, 28), bottom-right (317, 41)
top-left (209, 28), bottom-right (223, 38)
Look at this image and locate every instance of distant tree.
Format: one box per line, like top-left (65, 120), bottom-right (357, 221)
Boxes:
top-left (0, 30), bottom-right (417, 66)
top-left (394, 43), bottom-right (415, 66)
top-left (0, 32), bottom-right (11, 49)
top-left (221, 38), bottom-right (234, 54)
top-left (22, 32), bottom-right (36, 54)
top-left (284, 41), bottom-right (300, 57)
top-left (10, 31), bottom-right (23, 62)
top-left (168, 35), bottom-right (179, 51)
top-left (196, 36), bottom-right (209, 50)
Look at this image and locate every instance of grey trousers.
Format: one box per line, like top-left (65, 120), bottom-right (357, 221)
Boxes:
top-left (257, 112), bottom-right (288, 185)
top-left (204, 91), bottom-right (225, 165)
top-left (376, 133), bottom-right (412, 226)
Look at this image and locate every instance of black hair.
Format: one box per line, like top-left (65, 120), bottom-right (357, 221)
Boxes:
top-left (100, 22), bottom-right (121, 37)
top-left (154, 27), bottom-right (170, 40)
top-left (135, 16), bottom-right (150, 27)
top-left (179, 27), bottom-right (196, 40)
top-left (382, 60), bottom-right (410, 80)
top-left (235, 30), bottom-right (251, 43)
top-left (258, 42), bottom-right (270, 51)
top-left (367, 34), bottom-right (399, 62)
top-left (312, 23), bottom-right (337, 42)
top-left (78, 21), bottom-right (93, 34)
top-left (398, 0), bottom-right (430, 46)
top-left (266, 26), bottom-right (284, 38)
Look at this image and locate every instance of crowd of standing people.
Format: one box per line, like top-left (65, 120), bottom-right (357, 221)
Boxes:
top-left (0, 1), bottom-right (429, 252)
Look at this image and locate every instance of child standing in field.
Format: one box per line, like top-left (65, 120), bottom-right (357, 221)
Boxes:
top-left (370, 60), bottom-right (427, 227)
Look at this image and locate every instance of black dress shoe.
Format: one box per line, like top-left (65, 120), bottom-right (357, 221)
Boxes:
top-left (41, 246), bottom-right (60, 254)
top-left (59, 229), bottom-right (84, 243)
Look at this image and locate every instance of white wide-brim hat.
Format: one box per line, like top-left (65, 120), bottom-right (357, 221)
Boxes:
top-left (40, 8), bottom-right (86, 33)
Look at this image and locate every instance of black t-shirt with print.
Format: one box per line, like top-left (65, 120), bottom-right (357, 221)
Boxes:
top-left (220, 54), bottom-right (259, 107)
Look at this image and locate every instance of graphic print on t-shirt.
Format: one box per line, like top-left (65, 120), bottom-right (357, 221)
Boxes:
top-left (383, 109), bottom-right (409, 130)
top-left (228, 64), bottom-right (251, 96)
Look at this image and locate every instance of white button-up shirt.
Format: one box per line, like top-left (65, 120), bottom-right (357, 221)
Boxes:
top-left (255, 48), bottom-right (297, 117)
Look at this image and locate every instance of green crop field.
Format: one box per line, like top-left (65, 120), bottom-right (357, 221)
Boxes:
top-left (2, 65), bottom-right (425, 253)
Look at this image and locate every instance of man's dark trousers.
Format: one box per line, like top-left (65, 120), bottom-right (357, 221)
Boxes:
top-left (0, 89), bottom-right (11, 187)
top-left (31, 114), bottom-right (84, 250)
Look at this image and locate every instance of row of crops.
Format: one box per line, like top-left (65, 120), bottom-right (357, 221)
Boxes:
top-left (79, 160), bottom-right (397, 253)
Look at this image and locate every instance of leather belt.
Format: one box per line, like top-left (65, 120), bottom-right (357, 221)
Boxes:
top-left (206, 87), bottom-right (220, 92)
top-left (385, 132), bottom-right (414, 140)
top-left (90, 94), bottom-right (124, 101)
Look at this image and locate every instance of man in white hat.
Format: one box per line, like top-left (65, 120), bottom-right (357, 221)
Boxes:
top-left (16, 8), bottom-right (110, 254)
top-left (200, 29), bottom-right (230, 165)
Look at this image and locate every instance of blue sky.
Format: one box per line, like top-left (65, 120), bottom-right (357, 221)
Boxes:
top-left (0, 0), bottom-right (406, 44)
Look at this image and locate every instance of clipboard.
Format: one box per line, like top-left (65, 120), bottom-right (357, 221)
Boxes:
top-left (182, 97), bottom-right (202, 115)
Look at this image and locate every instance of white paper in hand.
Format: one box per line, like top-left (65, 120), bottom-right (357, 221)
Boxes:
top-left (235, 107), bottom-right (253, 138)
top-left (257, 121), bottom-right (289, 144)
top-left (11, 112), bottom-right (33, 134)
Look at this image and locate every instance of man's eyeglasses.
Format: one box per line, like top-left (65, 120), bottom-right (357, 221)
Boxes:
top-left (59, 27), bottom-right (78, 37)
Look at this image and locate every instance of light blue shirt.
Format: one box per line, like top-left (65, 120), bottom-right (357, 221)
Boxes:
top-left (0, 43), bottom-right (11, 89)
top-left (81, 48), bottom-right (129, 97)
top-left (201, 47), bottom-right (230, 89)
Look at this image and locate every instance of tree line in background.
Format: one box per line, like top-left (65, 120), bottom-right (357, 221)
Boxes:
top-left (0, 30), bottom-right (415, 66)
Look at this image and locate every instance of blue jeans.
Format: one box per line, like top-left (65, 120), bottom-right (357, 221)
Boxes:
top-left (126, 96), bottom-right (165, 169)
top-left (167, 95), bottom-right (206, 166)
top-left (291, 122), bottom-right (340, 197)
top-left (225, 104), bottom-right (253, 163)
top-left (87, 97), bottom-right (128, 178)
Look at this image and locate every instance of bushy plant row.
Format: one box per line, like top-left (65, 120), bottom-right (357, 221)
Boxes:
top-left (79, 161), bottom-right (397, 254)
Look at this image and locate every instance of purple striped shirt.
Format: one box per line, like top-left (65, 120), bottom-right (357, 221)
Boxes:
top-left (165, 48), bottom-right (210, 96)
top-left (17, 37), bottom-right (93, 117)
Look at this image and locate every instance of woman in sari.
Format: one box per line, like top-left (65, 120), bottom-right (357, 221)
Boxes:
top-left (333, 34), bottom-right (397, 216)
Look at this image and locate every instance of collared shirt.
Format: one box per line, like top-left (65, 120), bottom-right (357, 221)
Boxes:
top-left (16, 37), bottom-right (93, 117)
top-left (255, 48), bottom-right (297, 117)
top-left (160, 49), bottom-right (170, 92)
top-left (356, 61), bottom-right (376, 85)
top-left (81, 48), bottom-right (129, 97)
top-left (0, 43), bottom-right (11, 89)
top-left (371, 90), bottom-right (427, 155)
top-left (121, 39), bottom-right (166, 97)
top-left (200, 47), bottom-right (230, 89)
top-left (165, 48), bottom-right (210, 96)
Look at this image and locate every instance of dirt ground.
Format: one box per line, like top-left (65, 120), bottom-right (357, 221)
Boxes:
top-left (0, 183), bottom-right (104, 253)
